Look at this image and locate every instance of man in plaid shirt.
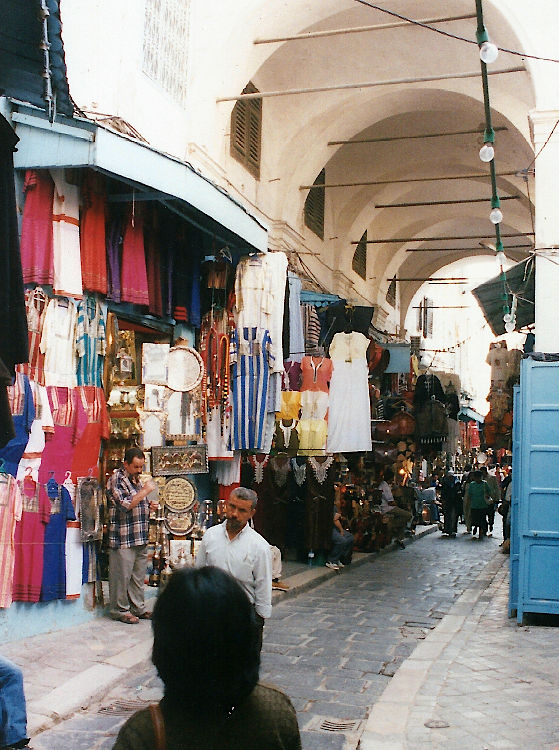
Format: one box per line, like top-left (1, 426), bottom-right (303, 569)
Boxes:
top-left (107, 447), bottom-right (158, 624)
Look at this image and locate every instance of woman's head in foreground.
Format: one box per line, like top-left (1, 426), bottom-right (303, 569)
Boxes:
top-left (152, 566), bottom-right (260, 713)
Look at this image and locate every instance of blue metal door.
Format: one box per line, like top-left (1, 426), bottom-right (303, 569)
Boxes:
top-left (514, 359), bottom-right (559, 623)
top-left (509, 384), bottom-right (520, 617)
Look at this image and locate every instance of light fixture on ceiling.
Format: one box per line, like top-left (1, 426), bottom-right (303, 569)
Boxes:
top-left (479, 127), bottom-right (495, 162)
top-left (489, 196), bottom-right (503, 224)
top-left (477, 26), bottom-right (499, 64)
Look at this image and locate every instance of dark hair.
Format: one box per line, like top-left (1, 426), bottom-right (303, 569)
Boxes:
top-left (230, 486), bottom-right (258, 509)
top-left (473, 470), bottom-right (483, 481)
top-left (383, 469), bottom-right (394, 482)
top-left (124, 447), bottom-right (145, 465)
top-left (152, 566), bottom-right (260, 716)
top-left (464, 463), bottom-right (473, 472)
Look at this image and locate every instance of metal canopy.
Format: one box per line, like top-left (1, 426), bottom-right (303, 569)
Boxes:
top-left (471, 257), bottom-right (535, 336)
top-left (8, 101), bottom-right (268, 253)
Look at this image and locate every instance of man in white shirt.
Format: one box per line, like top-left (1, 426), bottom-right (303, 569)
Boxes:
top-left (195, 487), bottom-right (272, 648)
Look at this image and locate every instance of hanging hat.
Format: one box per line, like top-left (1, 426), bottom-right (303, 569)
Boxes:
top-left (368, 340), bottom-right (390, 375)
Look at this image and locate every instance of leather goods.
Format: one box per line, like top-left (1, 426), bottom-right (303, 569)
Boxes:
top-left (374, 421), bottom-right (397, 440)
top-left (390, 410), bottom-right (416, 437)
top-left (373, 444), bottom-right (398, 464)
top-left (368, 340), bottom-right (390, 375)
top-left (150, 703), bottom-right (166, 750)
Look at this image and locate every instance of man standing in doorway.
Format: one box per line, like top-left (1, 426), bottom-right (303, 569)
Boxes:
top-left (195, 487), bottom-right (272, 648)
top-left (106, 447), bottom-right (158, 624)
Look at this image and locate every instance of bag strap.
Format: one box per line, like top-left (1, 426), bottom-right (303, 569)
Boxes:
top-left (149, 703), bottom-right (166, 750)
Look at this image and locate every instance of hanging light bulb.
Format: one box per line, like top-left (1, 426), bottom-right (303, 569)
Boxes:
top-left (504, 319), bottom-right (516, 333)
top-left (490, 207), bottom-right (503, 224)
top-left (503, 312), bottom-right (513, 324)
top-left (480, 41), bottom-right (499, 64)
top-left (479, 143), bottom-right (495, 162)
top-left (495, 250), bottom-right (506, 268)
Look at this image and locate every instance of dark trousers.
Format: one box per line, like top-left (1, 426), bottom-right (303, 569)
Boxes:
top-left (442, 502), bottom-right (459, 534)
top-left (254, 609), bottom-right (265, 653)
top-left (470, 507), bottom-right (488, 537)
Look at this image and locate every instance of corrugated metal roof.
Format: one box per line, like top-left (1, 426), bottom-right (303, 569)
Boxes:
top-left (0, 0), bottom-right (73, 117)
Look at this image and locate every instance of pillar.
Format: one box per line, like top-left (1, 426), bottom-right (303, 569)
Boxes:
top-left (530, 109), bottom-right (559, 352)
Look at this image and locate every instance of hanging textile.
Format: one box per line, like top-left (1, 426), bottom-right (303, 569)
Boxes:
top-left (305, 456), bottom-right (336, 550)
top-left (0, 374), bottom-right (35, 477)
top-left (40, 298), bottom-right (79, 387)
top-left (16, 380), bottom-right (54, 481)
top-left (0, 474), bottom-right (22, 608)
top-left (76, 295), bottom-right (107, 387)
top-left (71, 387), bottom-right (110, 482)
top-left (12, 477), bottom-right (50, 602)
top-left (286, 272), bottom-right (305, 362)
top-left (20, 169), bottom-right (54, 287)
top-left (38, 388), bottom-right (79, 486)
top-left (16, 287), bottom-right (48, 386)
top-left (80, 170), bottom-right (108, 294)
top-left (106, 208), bottom-right (124, 303)
top-left (326, 332), bottom-right (372, 453)
top-left (120, 205), bottom-right (149, 305)
top-left (41, 479), bottom-right (76, 601)
top-left (51, 168), bottom-right (83, 299)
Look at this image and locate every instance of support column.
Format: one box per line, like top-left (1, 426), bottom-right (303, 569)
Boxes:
top-left (530, 109), bottom-right (559, 352)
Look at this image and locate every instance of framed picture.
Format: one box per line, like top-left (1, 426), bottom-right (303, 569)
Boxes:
top-left (142, 343), bottom-right (170, 386)
top-left (144, 384), bottom-right (166, 412)
top-left (139, 412), bottom-right (167, 449)
top-left (151, 444), bottom-right (208, 476)
top-left (167, 346), bottom-right (204, 392)
top-left (115, 330), bottom-right (137, 385)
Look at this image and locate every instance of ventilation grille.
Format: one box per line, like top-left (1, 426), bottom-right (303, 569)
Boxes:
top-left (306, 715), bottom-right (363, 734)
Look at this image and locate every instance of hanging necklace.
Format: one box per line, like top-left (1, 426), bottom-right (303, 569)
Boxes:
top-left (309, 455), bottom-right (334, 484)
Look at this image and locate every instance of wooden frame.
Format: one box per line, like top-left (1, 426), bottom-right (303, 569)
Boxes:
top-left (151, 444), bottom-right (208, 476)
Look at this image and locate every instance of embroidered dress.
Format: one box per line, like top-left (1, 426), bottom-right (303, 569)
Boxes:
top-left (287, 272), bottom-right (305, 362)
top-left (120, 208), bottom-right (149, 306)
top-left (327, 332), bottom-right (372, 453)
top-left (12, 478), bottom-right (50, 602)
top-left (273, 419), bottom-right (299, 455)
top-left (305, 456), bottom-right (336, 550)
top-left (300, 356), bottom-right (332, 393)
top-left (20, 170), bottom-right (54, 286)
top-left (16, 287), bottom-right (48, 385)
top-left (0, 374), bottom-right (35, 477)
top-left (51, 169), bottom-right (83, 298)
top-left (80, 171), bottom-right (107, 294)
top-left (41, 481), bottom-right (76, 601)
top-left (300, 391), bottom-right (329, 421)
top-left (40, 298), bottom-right (78, 387)
top-left (106, 210), bottom-right (123, 303)
top-left (16, 381), bottom-right (54, 481)
top-left (76, 296), bottom-right (107, 387)
top-left (296, 419), bottom-right (328, 455)
top-left (71, 386), bottom-right (110, 482)
top-left (0, 475), bottom-right (23, 607)
top-left (230, 327), bottom-right (274, 451)
top-left (38, 388), bottom-right (80, 487)
top-left (278, 391), bottom-right (301, 420)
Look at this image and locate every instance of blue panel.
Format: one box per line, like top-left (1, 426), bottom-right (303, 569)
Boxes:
top-left (526, 543), bottom-right (559, 602)
top-left (526, 491), bottom-right (559, 532)
top-left (531, 366), bottom-right (559, 402)
top-left (509, 384), bottom-right (520, 616)
top-left (531, 410), bottom-right (559, 443)
top-left (529, 450), bottom-right (559, 485)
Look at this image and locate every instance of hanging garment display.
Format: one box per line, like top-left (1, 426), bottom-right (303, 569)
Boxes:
top-left (286, 272), bottom-right (305, 362)
top-left (0, 473), bottom-right (22, 608)
top-left (71, 387), bottom-right (110, 482)
top-left (65, 519), bottom-right (82, 599)
top-left (247, 455), bottom-right (287, 549)
top-left (16, 287), bottom-right (48, 386)
top-left (282, 361), bottom-right (301, 391)
top-left (16, 380), bottom-right (54, 481)
top-left (51, 169), bottom-right (83, 299)
top-left (77, 476), bottom-right (103, 543)
top-left (40, 298), bottom-right (79, 387)
top-left (13, 476), bottom-right (50, 602)
top-left (326, 332), bottom-right (372, 453)
top-left (106, 209), bottom-right (124, 303)
top-left (229, 327), bottom-right (274, 451)
top-left (278, 391), bottom-right (301, 420)
top-left (285, 457), bottom-right (307, 550)
top-left (302, 304), bottom-right (322, 354)
top-left (0, 373), bottom-right (35, 477)
top-left (20, 169), bottom-right (55, 287)
top-left (41, 477), bottom-right (76, 601)
top-left (413, 373), bottom-right (445, 409)
top-left (210, 452), bottom-right (241, 486)
top-left (305, 456), bottom-right (336, 550)
top-left (80, 171), bottom-right (107, 295)
top-left (76, 296), bottom-right (107, 387)
top-left (296, 419), bottom-right (328, 456)
top-left (120, 206), bottom-right (149, 305)
top-left (273, 419), bottom-right (300, 455)
top-left (38, 388), bottom-right (79, 486)
top-left (300, 355), bottom-right (333, 393)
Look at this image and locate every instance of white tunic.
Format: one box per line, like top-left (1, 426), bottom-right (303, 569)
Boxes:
top-left (51, 169), bottom-right (83, 299)
top-left (40, 298), bottom-right (79, 387)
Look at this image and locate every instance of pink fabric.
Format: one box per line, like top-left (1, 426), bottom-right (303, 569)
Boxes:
top-left (38, 388), bottom-right (81, 487)
top-left (0, 477), bottom-right (23, 608)
top-left (300, 356), bottom-right (333, 393)
top-left (12, 479), bottom-right (50, 602)
top-left (20, 170), bottom-right (54, 286)
top-left (120, 208), bottom-right (149, 305)
top-left (80, 171), bottom-right (108, 295)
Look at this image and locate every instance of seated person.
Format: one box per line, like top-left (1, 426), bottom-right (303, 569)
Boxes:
top-left (418, 479), bottom-right (440, 523)
top-left (326, 498), bottom-right (354, 571)
top-left (0, 656), bottom-right (32, 750)
top-left (378, 469), bottom-right (412, 549)
top-left (113, 566), bottom-right (301, 749)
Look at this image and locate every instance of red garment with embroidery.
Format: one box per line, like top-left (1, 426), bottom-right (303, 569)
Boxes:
top-left (12, 479), bottom-right (50, 602)
top-left (38, 388), bottom-right (81, 487)
top-left (20, 170), bottom-right (54, 286)
top-left (80, 172), bottom-right (107, 294)
top-left (71, 386), bottom-right (110, 482)
top-left (120, 209), bottom-right (149, 305)
top-left (16, 287), bottom-right (48, 385)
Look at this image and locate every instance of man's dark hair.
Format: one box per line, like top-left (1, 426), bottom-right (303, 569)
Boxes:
top-left (152, 566), bottom-right (260, 716)
top-left (383, 469), bottom-right (394, 482)
top-left (464, 463), bottom-right (473, 472)
top-left (124, 447), bottom-right (145, 465)
top-left (473, 470), bottom-right (483, 481)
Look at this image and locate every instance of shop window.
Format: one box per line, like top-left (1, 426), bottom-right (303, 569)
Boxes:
top-left (304, 168), bottom-right (325, 240)
top-left (142, 0), bottom-right (190, 106)
top-left (230, 82), bottom-right (262, 177)
top-left (386, 276), bottom-right (397, 307)
top-left (352, 231), bottom-right (367, 280)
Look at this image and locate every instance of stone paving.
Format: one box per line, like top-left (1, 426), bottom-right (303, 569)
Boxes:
top-left (21, 527), bottom-right (510, 749)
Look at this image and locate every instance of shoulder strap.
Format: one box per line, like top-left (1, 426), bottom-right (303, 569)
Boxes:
top-left (149, 703), bottom-right (166, 750)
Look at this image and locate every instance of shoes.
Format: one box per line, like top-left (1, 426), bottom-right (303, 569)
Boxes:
top-left (113, 612), bottom-right (140, 624)
top-left (337, 561), bottom-right (345, 568)
top-left (135, 611), bottom-right (152, 620)
top-left (272, 580), bottom-right (290, 590)
top-left (325, 561), bottom-right (339, 570)
top-left (397, 540), bottom-right (405, 549)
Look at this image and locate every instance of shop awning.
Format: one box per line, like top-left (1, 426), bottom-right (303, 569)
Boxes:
top-left (471, 256), bottom-right (535, 336)
top-left (458, 407), bottom-right (485, 424)
top-left (6, 100), bottom-right (268, 253)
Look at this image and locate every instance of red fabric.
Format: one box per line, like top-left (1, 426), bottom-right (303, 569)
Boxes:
top-left (38, 388), bottom-right (81, 486)
top-left (80, 172), bottom-right (107, 294)
top-left (71, 386), bottom-right (110, 482)
top-left (145, 214), bottom-right (163, 317)
top-left (300, 356), bottom-right (333, 393)
top-left (120, 208), bottom-right (149, 305)
top-left (12, 480), bottom-right (50, 602)
top-left (20, 170), bottom-right (54, 286)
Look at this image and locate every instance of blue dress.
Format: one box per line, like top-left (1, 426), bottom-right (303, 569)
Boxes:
top-left (0, 373), bottom-right (35, 476)
top-left (41, 481), bottom-right (76, 601)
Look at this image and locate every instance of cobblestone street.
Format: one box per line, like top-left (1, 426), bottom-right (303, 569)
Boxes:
top-left (29, 528), bottom-right (505, 749)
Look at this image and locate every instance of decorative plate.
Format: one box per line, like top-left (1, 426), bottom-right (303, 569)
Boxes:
top-left (164, 508), bottom-right (196, 536)
top-left (163, 477), bottom-right (197, 512)
top-left (167, 346), bottom-right (204, 392)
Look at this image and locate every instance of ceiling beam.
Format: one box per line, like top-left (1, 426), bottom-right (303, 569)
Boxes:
top-left (352, 232), bottom-right (534, 244)
top-left (254, 13), bottom-right (476, 44)
top-left (300, 171), bottom-right (519, 190)
top-left (405, 244), bottom-right (532, 252)
top-left (375, 196), bottom-right (519, 208)
top-left (328, 126), bottom-right (507, 146)
top-left (217, 67), bottom-right (524, 102)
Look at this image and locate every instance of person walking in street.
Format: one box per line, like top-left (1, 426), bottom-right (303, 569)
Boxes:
top-left (112, 566), bottom-right (301, 750)
top-left (106, 447), bottom-right (159, 624)
top-left (480, 465), bottom-right (500, 535)
top-left (0, 656), bottom-right (32, 750)
top-left (326, 496), bottom-right (354, 570)
top-left (465, 470), bottom-right (491, 540)
top-left (461, 463), bottom-right (474, 533)
top-left (195, 487), bottom-right (272, 649)
top-left (440, 470), bottom-right (460, 537)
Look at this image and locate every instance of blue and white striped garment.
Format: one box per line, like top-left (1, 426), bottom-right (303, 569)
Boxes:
top-left (230, 327), bottom-right (275, 450)
top-left (76, 295), bottom-right (107, 387)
